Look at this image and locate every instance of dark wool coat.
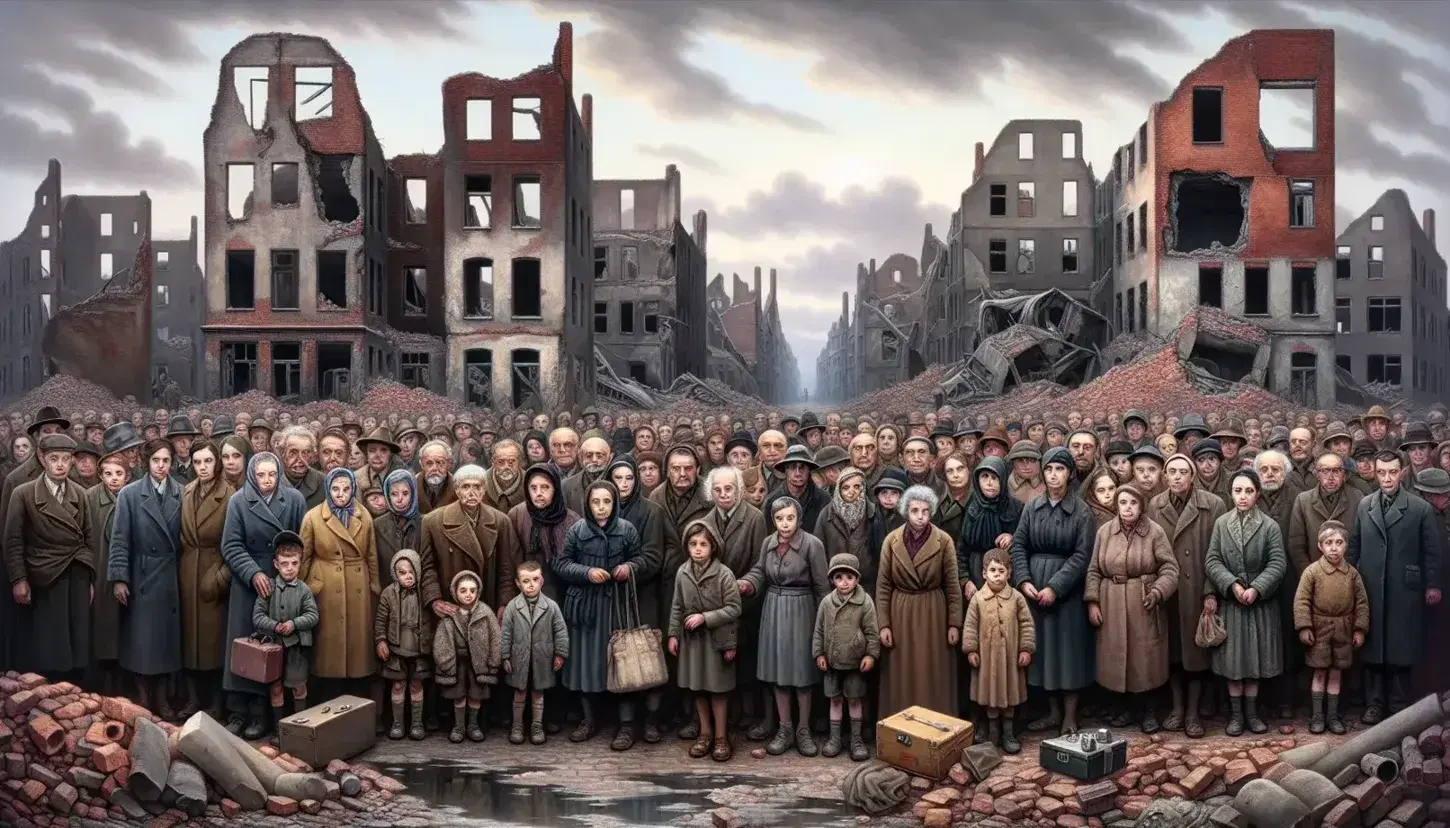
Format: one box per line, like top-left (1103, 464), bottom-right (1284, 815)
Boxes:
top-left (286, 467), bottom-right (326, 510)
top-left (220, 485), bottom-right (306, 697)
top-left (418, 501), bottom-right (521, 611)
top-left (1349, 488), bottom-right (1444, 667)
top-left (617, 493), bottom-right (667, 630)
top-left (1010, 494), bottom-right (1097, 691)
top-left (108, 475), bottom-right (186, 676)
top-left (1204, 509), bottom-right (1287, 681)
top-left (85, 484), bottom-right (123, 663)
top-left (763, 481), bottom-right (831, 539)
top-left (372, 510), bottom-right (419, 590)
top-left (509, 501), bottom-right (581, 603)
top-left (500, 592), bottom-right (569, 691)
top-left (1287, 485), bottom-right (1362, 575)
top-left (648, 481), bottom-right (711, 627)
top-left (815, 501), bottom-right (886, 596)
top-left (933, 493), bottom-right (969, 546)
top-left (482, 470), bottom-right (527, 514)
top-left (1146, 486), bottom-right (1227, 674)
top-left (706, 503), bottom-right (769, 684)
top-left (179, 478), bottom-right (234, 672)
top-left (553, 515), bottom-right (641, 693)
top-left (876, 525), bottom-right (961, 715)
top-left (5, 476), bottom-right (93, 673)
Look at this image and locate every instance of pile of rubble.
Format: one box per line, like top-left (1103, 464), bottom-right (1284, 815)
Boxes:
top-left (0, 672), bottom-right (425, 828)
top-left (5, 375), bottom-right (136, 417)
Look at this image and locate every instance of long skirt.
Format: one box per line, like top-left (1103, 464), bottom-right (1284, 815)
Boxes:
top-left (756, 586), bottom-right (818, 689)
top-left (677, 633), bottom-right (736, 694)
top-left (562, 620), bottom-right (613, 694)
top-left (21, 566), bottom-right (91, 674)
top-left (1024, 554), bottom-right (1095, 692)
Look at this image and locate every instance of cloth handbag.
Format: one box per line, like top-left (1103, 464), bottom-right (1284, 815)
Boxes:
top-left (1194, 610), bottom-right (1227, 649)
top-left (230, 633), bottom-right (284, 684)
top-left (606, 581), bottom-right (668, 693)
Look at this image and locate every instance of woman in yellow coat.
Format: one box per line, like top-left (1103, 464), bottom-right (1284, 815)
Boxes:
top-left (301, 467), bottom-right (381, 694)
top-left (178, 440), bottom-right (235, 718)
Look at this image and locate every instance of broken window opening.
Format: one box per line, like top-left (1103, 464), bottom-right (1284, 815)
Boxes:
top-left (1368, 354), bottom-right (1402, 386)
top-left (1258, 84), bottom-right (1315, 150)
top-left (1371, 215), bottom-right (1384, 232)
top-left (1368, 297), bottom-right (1401, 332)
top-left (273, 342), bottom-right (302, 401)
top-left (233, 67), bottom-right (270, 130)
top-left (271, 163), bottom-right (299, 206)
top-left (1125, 144), bottom-right (1135, 182)
top-left (989, 184), bottom-right (1006, 217)
top-left (1139, 282), bottom-right (1148, 330)
top-left (1062, 132), bottom-right (1076, 160)
top-left (466, 99), bottom-right (492, 141)
top-left (1138, 203), bottom-right (1148, 250)
top-left (1244, 265), bottom-right (1270, 315)
top-left (40, 294), bottom-right (52, 319)
top-left (594, 302), bottom-right (608, 334)
top-left (988, 239), bottom-right (1006, 274)
top-left (464, 349), bottom-right (494, 406)
top-left (1170, 172), bottom-right (1247, 254)
top-left (1115, 292), bottom-right (1124, 333)
top-left (154, 285), bottom-right (168, 308)
top-left (622, 246), bottom-right (639, 280)
top-left (317, 343), bottom-right (351, 401)
top-left (270, 250), bottom-right (299, 310)
top-left (1126, 213), bottom-right (1135, 256)
top-left (644, 302), bottom-right (659, 334)
top-left (99, 253), bottom-right (113, 281)
top-left (400, 352), bottom-right (430, 390)
top-left (220, 342), bottom-right (258, 396)
top-left (100, 213), bottom-right (112, 237)
top-left (619, 301), bottom-right (635, 334)
top-left (513, 176), bottom-right (542, 228)
top-left (881, 330), bottom-right (900, 361)
top-left (39, 249), bottom-right (49, 277)
top-left (227, 164), bottom-right (255, 220)
top-left (1198, 264), bottom-right (1222, 309)
top-left (157, 251), bottom-right (169, 266)
top-left (1289, 180), bottom-right (1314, 228)
top-left (294, 66), bottom-right (334, 121)
top-left (1018, 132), bottom-right (1033, 160)
top-left (404, 266), bottom-right (429, 317)
top-left (1016, 239), bottom-right (1035, 274)
top-left (40, 224), bottom-right (49, 240)
top-left (1191, 87), bottom-right (1223, 143)
top-left (1291, 266), bottom-right (1317, 316)
top-left (511, 258), bottom-right (542, 318)
top-left (1368, 246), bottom-right (1385, 280)
top-left (1018, 182), bottom-right (1035, 218)
top-left (594, 246), bottom-right (608, 280)
top-left (465, 175), bottom-right (492, 229)
top-left (404, 178), bottom-right (427, 224)
top-left (620, 188), bottom-right (635, 230)
top-left (1335, 297), bottom-right (1351, 333)
top-left (1289, 351), bottom-right (1318, 407)
top-left (510, 348), bottom-right (541, 409)
top-left (1126, 287), bottom-right (1136, 333)
top-left (512, 97), bottom-right (541, 140)
top-left (1062, 238), bottom-right (1079, 273)
top-left (1114, 222), bottom-right (1123, 266)
top-left (463, 259), bottom-right (493, 319)
top-left (316, 250), bottom-right (347, 308)
top-left (1188, 335), bottom-right (1257, 383)
top-left (316, 156), bottom-right (360, 223)
top-left (628, 362), bottom-right (648, 384)
top-left (1062, 181), bottom-right (1078, 217)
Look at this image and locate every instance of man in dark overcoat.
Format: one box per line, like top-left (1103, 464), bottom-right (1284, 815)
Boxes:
top-left (108, 438), bottom-right (185, 717)
top-left (3, 433), bottom-right (93, 678)
top-left (167, 414), bottom-right (201, 485)
top-left (1349, 451), bottom-right (1444, 725)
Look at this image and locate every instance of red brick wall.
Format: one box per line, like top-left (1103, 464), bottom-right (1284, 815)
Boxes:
top-left (43, 238), bottom-right (154, 402)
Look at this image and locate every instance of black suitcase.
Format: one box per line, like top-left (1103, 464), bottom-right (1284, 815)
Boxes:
top-left (1038, 729), bottom-right (1128, 781)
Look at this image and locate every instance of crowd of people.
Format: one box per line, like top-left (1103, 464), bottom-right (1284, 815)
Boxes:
top-left (0, 399), bottom-right (1446, 763)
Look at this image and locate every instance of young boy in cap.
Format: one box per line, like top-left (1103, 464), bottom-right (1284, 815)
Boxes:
top-left (251, 530), bottom-right (319, 741)
top-left (812, 553), bottom-right (879, 762)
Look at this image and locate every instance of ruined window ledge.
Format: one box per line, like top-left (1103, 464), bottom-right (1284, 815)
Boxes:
top-left (1191, 141), bottom-right (1225, 147)
top-left (317, 307), bottom-right (349, 313)
top-left (224, 307), bottom-right (257, 312)
top-left (1291, 313), bottom-right (1320, 318)
top-left (1243, 313), bottom-right (1273, 319)
top-left (463, 226), bottom-right (491, 231)
top-left (511, 225), bottom-right (542, 231)
top-left (272, 307), bottom-right (300, 313)
top-left (514, 315), bottom-right (543, 321)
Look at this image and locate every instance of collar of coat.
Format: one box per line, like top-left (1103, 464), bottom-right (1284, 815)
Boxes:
top-left (1032, 491), bottom-right (1079, 514)
top-left (830, 586), bottom-right (868, 607)
top-left (1314, 556), bottom-right (1351, 576)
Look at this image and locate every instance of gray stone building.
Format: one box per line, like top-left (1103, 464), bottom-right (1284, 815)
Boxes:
top-left (1334, 190), bottom-right (1445, 402)
top-left (814, 254), bottom-right (924, 402)
top-left (152, 217), bottom-right (206, 398)
top-left (708, 268), bottom-right (798, 402)
top-left (591, 165), bottom-right (708, 389)
top-left (706, 273), bottom-right (757, 395)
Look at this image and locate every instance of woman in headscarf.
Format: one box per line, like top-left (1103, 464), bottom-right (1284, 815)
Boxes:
top-left (958, 457), bottom-right (1024, 597)
top-left (218, 435), bottom-right (249, 489)
top-left (301, 467), bottom-right (381, 700)
top-left (934, 453), bottom-right (972, 542)
top-left (177, 440), bottom-right (235, 720)
top-left (1011, 446), bottom-right (1097, 735)
top-left (1085, 484), bottom-right (1178, 733)
top-left (523, 430), bottom-right (551, 466)
top-left (1086, 471), bottom-right (1119, 529)
top-left (815, 467), bottom-right (886, 597)
top-left (554, 480), bottom-right (643, 749)
top-left (220, 452), bottom-right (307, 738)
top-left (512, 464), bottom-right (580, 602)
top-left (373, 469), bottom-right (420, 590)
top-left (606, 456), bottom-right (671, 740)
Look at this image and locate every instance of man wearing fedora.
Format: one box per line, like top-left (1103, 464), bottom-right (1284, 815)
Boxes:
top-left (167, 414), bottom-right (203, 485)
top-left (763, 445), bottom-right (831, 534)
top-left (355, 427), bottom-right (405, 496)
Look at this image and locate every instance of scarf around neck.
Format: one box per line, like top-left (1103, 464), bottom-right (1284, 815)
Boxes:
top-left (324, 466), bottom-right (357, 527)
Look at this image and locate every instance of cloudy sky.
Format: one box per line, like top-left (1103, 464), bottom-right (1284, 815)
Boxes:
top-left (0, 0), bottom-right (1447, 395)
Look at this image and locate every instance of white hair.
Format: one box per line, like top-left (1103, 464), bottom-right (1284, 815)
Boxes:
top-left (454, 464), bottom-right (486, 483)
top-left (419, 439), bottom-right (453, 462)
top-left (899, 484), bottom-right (940, 517)
top-left (706, 466), bottom-right (743, 504)
top-left (1254, 450), bottom-right (1288, 473)
top-left (279, 425), bottom-right (316, 450)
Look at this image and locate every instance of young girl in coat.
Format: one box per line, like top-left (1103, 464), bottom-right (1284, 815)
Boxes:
top-left (432, 570), bottom-right (502, 743)
top-left (668, 519), bottom-right (742, 762)
top-left (501, 560), bottom-right (570, 745)
top-left (962, 549), bottom-right (1035, 753)
top-left (374, 549), bottom-right (432, 741)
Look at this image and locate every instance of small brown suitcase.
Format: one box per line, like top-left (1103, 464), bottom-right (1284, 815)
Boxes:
top-left (278, 695), bottom-right (377, 766)
top-left (229, 635), bottom-right (283, 685)
top-left (876, 706), bottom-right (975, 780)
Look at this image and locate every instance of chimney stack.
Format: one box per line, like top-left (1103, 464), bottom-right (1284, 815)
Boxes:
top-left (869, 258), bottom-right (876, 275)
top-left (842, 291), bottom-right (849, 318)
top-left (973, 142), bottom-right (984, 184)
top-left (692, 210), bottom-right (707, 255)
top-left (581, 93), bottom-right (592, 136)
top-left (753, 266), bottom-right (762, 302)
top-left (769, 268), bottom-right (777, 301)
top-left (1425, 209), bottom-right (1437, 250)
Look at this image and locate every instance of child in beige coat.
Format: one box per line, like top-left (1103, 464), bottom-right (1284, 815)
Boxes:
top-left (962, 548), bottom-right (1036, 754)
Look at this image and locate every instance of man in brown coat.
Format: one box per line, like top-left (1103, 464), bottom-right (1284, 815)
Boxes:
top-left (702, 465), bottom-right (770, 733)
top-left (482, 439), bottom-right (526, 513)
top-left (415, 441), bottom-right (458, 516)
top-left (3, 434), bottom-right (93, 677)
top-left (1255, 449), bottom-right (1304, 719)
top-left (1287, 453), bottom-right (1362, 575)
top-left (419, 464), bottom-right (520, 617)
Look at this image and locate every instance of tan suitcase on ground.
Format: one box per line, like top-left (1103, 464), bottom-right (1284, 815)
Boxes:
top-left (277, 695), bottom-right (376, 766)
top-left (875, 706), bottom-right (975, 779)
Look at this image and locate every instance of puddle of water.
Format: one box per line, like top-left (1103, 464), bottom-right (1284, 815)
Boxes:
top-left (381, 761), bottom-right (855, 828)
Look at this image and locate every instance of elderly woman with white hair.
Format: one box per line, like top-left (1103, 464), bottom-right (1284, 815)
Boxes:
top-left (876, 484), bottom-right (962, 720)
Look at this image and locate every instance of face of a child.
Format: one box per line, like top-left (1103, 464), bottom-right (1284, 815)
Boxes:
top-left (833, 570), bottom-right (858, 594)
top-left (364, 492), bottom-right (388, 515)
top-left (1320, 533), bottom-right (1347, 565)
top-left (395, 558), bottom-right (416, 589)
top-left (276, 551), bottom-right (301, 581)
top-left (389, 481), bottom-right (411, 512)
top-left (687, 531), bottom-right (713, 564)
top-left (516, 569), bottom-right (543, 598)
top-left (984, 559), bottom-right (1009, 591)
top-left (588, 488), bottom-right (614, 522)
top-left (455, 578), bottom-right (479, 608)
top-left (877, 489), bottom-right (901, 512)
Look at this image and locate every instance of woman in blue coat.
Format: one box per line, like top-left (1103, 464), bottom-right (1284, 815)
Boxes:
top-left (220, 451), bottom-right (306, 739)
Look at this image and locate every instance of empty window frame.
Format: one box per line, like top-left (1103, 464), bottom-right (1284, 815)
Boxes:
top-left (1018, 132), bottom-right (1034, 160)
top-left (157, 251), bottom-right (169, 265)
top-left (1061, 238), bottom-right (1079, 273)
top-left (1017, 182), bottom-right (1035, 218)
top-left (1368, 354), bottom-right (1402, 386)
top-left (464, 175), bottom-right (492, 229)
top-left (1191, 87), bottom-right (1223, 143)
top-left (271, 163), bottom-right (299, 205)
top-left (234, 67), bottom-right (269, 130)
top-left (1139, 281), bottom-right (1147, 329)
top-left (1371, 215), bottom-right (1385, 232)
top-left (594, 302), bottom-right (608, 334)
top-left (621, 246), bottom-right (639, 280)
top-left (1259, 83), bottom-right (1316, 150)
top-left (1062, 181), bottom-right (1078, 217)
top-left (512, 97), bottom-right (541, 140)
top-left (463, 259), bottom-right (493, 319)
top-left (1016, 239), bottom-right (1035, 274)
top-left (1334, 246), bottom-right (1353, 278)
top-left (619, 301), bottom-right (635, 334)
top-left (510, 349), bottom-right (541, 409)
top-left (1198, 264), bottom-right (1222, 308)
top-left (988, 239), bottom-right (1006, 274)
top-left (99, 253), bottom-right (114, 281)
top-left (270, 249), bottom-right (299, 310)
top-left (463, 349), bottom-right (493, 407)
top-left (643, 302), bottom-right (659, 334)
top-left (1368, 297), bottom-right (1402, 332)
top-left (400, 352), bottom-right (430, 389)
top-left (40, 224), bottom-right (49, 239)
top-left (466, 99), bottom-right (492, 140)
top-left (1062, 132), bottom-right (1077, 159)
top-left (1244, 266), bottom-right (1270, 315)
top-left (226, 251), bottom-right (255, 309)
top-left (593, 246), bottom-right (608, 280)
top-left (1335, 297), bottom-right (1351, 333)
top-left (1126, 213), bottom-right (1136, 255)
top-left (1289, 180), bottom-right (1315, 228)
top-left (1138, 203), bottom-right (1148, 250)
top-left (511, 258), bottom-right (542, 317)
top-left (273, 342), bottom-right (302, 400)
top-left (513, 176), bottom-right (542, 228)
top-left (1368, 246), bottom-right (1385, 279)
top-left (1289, 351), bottom-right (1318, 407)
top-left (989, 184), bottom-right (1007, 217)
top-left (316, 251), bottom-right (347, 308)
top-left (405, 266), bottom-right (429, 317)
top-left (294, 66), bottom-right (333, 120)
top-left (100, 213), bottom-right (113, 236)
top-left (1126, 287), bottom-right (1136, 333)
top-left (620, 188), bottom-right (635, 230)
top-left (227, 164), bottom-right (254, 220)
top-left (1291, 266), bottom-right (1317, 315)
top-left (404, 178), bottom-right (427, 223)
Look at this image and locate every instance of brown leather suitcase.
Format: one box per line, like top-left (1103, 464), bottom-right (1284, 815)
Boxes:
top-left (278, 695), bottom-right (377, 766)
top-left (229, 635), bottom-right (283, 684)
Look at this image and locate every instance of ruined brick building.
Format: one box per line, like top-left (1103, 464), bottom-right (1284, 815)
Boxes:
top-left (815, 255), bottom-right (926, 402)
top-left (591, 165), bottom-right (708, 389)
top-left (1335, 191), bottom-right (1446, 402)
top-left (1, 159), bottom-right (204, 402)
top-left (707, 269), bottom-right (799, 401)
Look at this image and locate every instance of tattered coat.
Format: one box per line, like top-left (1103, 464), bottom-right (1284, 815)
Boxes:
top-left (1146, 486), bottom-right (1226, 673)
top-left (300, 503), bottom-right (381, 679)
top-left (433, 600), bottom-right (503, 688)
top-left (483, 470), bottom-right (527, 514)
top-left (500, 592), bottom-right (568, 691)
top-left (1204, 509), bottom-right (1287, 681)
top-left (669, 557), bottom-right (743, 693)
top-left (179, 478), bottom-right (234, 672)
top-left (1084, 518), bottom-right (1178, 693)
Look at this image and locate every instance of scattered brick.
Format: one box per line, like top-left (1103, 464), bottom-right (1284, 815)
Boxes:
top-left (1223, 759), bottom-right (1259, 793)
top-left (1115, 770), bottom-right (1141, 793)
top-left (1389, 799), bottom-right (1429, 828)
top-left (18, 780), bottom-right (45, 805)
top-left (27, 765), bottom-right (61, 788)
top-left (4, 752), bottom-right (26, 777)
top-left (63, 769), bottom-right (103, 791)
top-left (1120, 796), bottom-right (1152, 819)
top-left (5, 692), bottom-right (38, 718)
top-left (1038, 797), bottom-right (1065, 819)
top-left (1246, 747), bottom-right (1278, 771)
top-left (50, 704), bottom-right (84, 722)
top-left (992, 798), bottom-right (1023, 820)
top-left (48, 784), bottom-right (77, 814)
top-left (26, 716), bottom-right (63, 756)
top-left (1262, 762), bottom-right (1294, 784)
top-left (299, 799), bottom-right (322, 815)
top-left (265, 796), bottom-right (298, 816)
top-left (219, 799), bottom-right (240, 818)
top-left (1182, 765), bottom-right (1215, 797)
top-left (1044, 781), bottom-right (1077, 800)
top-left (17, 675), bottom-right (46, 691)
top-left (1057, 816), bottom-right (1086, 828)
top-left (90, 743), bottom-right (128, 774)
top-left (922, 807), bottom-right (951, 827)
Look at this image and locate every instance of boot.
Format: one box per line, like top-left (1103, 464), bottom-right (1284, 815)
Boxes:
top-left (796, 725), bottom-right (819, 757)
top-left (1309, 691), bottom-right (1325, 734)
top-left (1362, 671), bottom-right (1385, 725)
top-left (1225, 696), bottom-right (1244, 737)
top-left (766, 722), bottom-right (795, 756)
top-left (1028, 696), bottom-right (1063, 732)
top-left (530, 720), bottom-right (546, 745)
top-left (642, 712), bottom-right (662, 744)
top-left (748, 703), bottom-right (777, 742)
top-left (177, 675), bottom-right (201, 720)
top-left (986, 717), bottom-right (1001, 747)
top-left (973, 712), bottom-right (989, 744)
top-left (243, 714), bottom-right (267, 741)
top-left (225, 713), bottom-right (246, 736)
top-left (1388, 671), bottom-right (1409, 715)
top-left (449, 705), bottom-right (466, 743)
top-left (821, 721), bottom-right (844, 758)
top-left (848, 719), bottom-right (869, 762)
top-left (466, 706), bottom-right (486, 742)
top-left (1326, 694), bottom-right (1346, 735)
top-left (389, 697), bottom-right (406, 740)
top-left (1001, 717), bottom-right (1021, 755)
top-left (509, 716), bottom-right (526, 745)
top-left (268, 706), bottom-right (286, 747)
top-left (408, 698), bottom-right (425, 741)
top-left (1140, 694), bottom-right (1160, 734)
top-left (1245, 696), bottom-right (1267, 734)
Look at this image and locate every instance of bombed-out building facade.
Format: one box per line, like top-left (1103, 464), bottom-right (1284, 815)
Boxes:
top-left (1335, 190), bottom-right (1446, 402)
top-left (816, 255), bottom-right (926, 402)
top-left (707, 269), bottom-right (799, 401)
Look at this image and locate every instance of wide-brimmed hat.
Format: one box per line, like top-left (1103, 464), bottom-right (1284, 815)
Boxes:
top-left (101, 422), bottom-right (144, 458)
top-left (813, 445), bottom-right (849, 470)
top-left (1416, 468), bottom-right (1450, 495)
top-left (212, 415), bottom-right (235, 434)
top-left (1400, 425), bottom-right (1437, 450)
top-left (1364, 405), bottom-right (1391, 423)
top-left (799, 412), bottom-right (824, 433)
top-left (1212, 418), bottom-right (1247, 443)
top-left (777, 444), bottom-right (819, 470)
top-left (1320, 422), bottom-right (1352, 446)
top-left (248, 419), bottom-right (274, 435)
top-left (980, 426), bottom-right (1010, 451)
top-left (165, 414), bottom-right (200, 438)
top-left (28, 406), bottom-right (69, 436)
top-left (1005, 440), bottom-right (1041, 462)
top-left (357, 427), bottom-right (400, 453)
top-left (827, 553), bottom-right (861, 580)
top-left (1175, 414), bottom-right (1210, 438)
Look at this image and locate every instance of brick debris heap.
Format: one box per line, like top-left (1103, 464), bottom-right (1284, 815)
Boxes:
top-left (0, 672), bottom-right (435, 828)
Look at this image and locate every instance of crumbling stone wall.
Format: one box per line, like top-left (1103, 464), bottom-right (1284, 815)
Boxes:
top-left (43, 238), bottom-right (154, 403)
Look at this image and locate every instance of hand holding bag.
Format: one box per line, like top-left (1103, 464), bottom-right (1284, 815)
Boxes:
top-left (230, 633), bottom-right (284, 684)
top-left (606, 580), bottom-right (668, 693)
top-left (1194, 609), bottom-right (1227, 649)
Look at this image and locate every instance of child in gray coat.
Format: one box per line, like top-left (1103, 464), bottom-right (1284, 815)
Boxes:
top-left (501, 560), bottom-right (570, 745)
top-left (251, 531), bottom-right (319, 742)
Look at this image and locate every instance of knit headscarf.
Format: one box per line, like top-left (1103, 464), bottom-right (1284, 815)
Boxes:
top-left (384, 468), bottom-right (418, 519)
top-left (607, 456), bottom-right (641, 511)
top-left (523, 430), bottom-right (551, 463)
top-left (523, 463), bottom-right (569, 565)
top-left (584, 479), bottom-right (620, 531)
top-left (830, 466), bottom-right (867, 530)
top-left (220, 434), bottom-right (251, 487)
top-left (961, 456), bottom-right (1022, 563)
top-left (324, 466), bottom-right (357, 527)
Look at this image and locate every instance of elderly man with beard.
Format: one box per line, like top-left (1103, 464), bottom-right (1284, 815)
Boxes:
top-left (482, 439), bottom-right (527, 513)
top-left (549, 428), bottom-right (580, 479)
top-left (1253, 449), bottom-right (1302, 721)
top-left (279, 426), bottom-right (325, 509)
top-left (415, 441), bottom-right (458, 516)
top-left (756, 430), bottom-right (789, 491)
top-left (564, 437), bottom-right (613, 516)
top-left (318, 429), bottom-right (351, 474)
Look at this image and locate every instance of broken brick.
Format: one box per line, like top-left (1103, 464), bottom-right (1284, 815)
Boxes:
top-left (49, 783), bottom-right (78, 814)
top-left (5, 692), bottom-right (38, 718)
top-left (98, 699), bottom-right (147, 728)
top-left (1345, 777), bottom-right (1385, 811)
top-left (27, 715), bottom-right (63, 755)
top-left (51, 703), bottom-right (85, 722)
top-left (1389, 799), bottom-right (1428, 828)
top-left (83, 720), bottom-right (123, 746)
top-left (265, 796), bottom-right (298, 816)
top-left (18, 779), bottom-right (45, 805)
top-left (91, 743), bottom-right (128, 774)
top-left (1182, 766), bottom-right (1215, 798)
top-left (1246, 747), bottom-right (1278, 771)
top-left (1223, 759), bottom-right (1258, 793)
top-left (1321, 799), bottom-right (1359, 828)
top-left (27, 764), bottom-right (61, 788)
